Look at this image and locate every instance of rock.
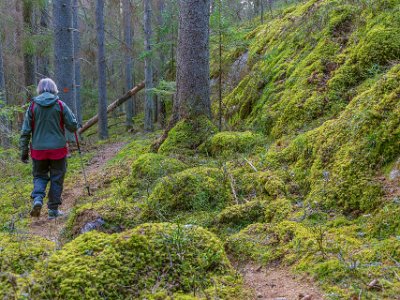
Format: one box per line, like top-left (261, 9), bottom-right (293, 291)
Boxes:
top-left (80, 217), bottom-right (105, 234)
top-left (257, 293), bottom-right (263, 298)
top-left (389, 169), bottom-right (400, 180)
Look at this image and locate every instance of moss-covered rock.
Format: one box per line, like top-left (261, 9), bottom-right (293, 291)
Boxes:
top-left (264, 197), bottom-right (294, 223)
top-left (201, 131), bottom-right (264, 157)
top-left (123, 153), bottom-right (188, 197)
top-left (143, 167), bottom-right (233, 220)
top-left (216, 199), bottom-right (267, 229)
top-left (64, 198), bottom-right (142, 239)
top-left (25, 223), bottom-right (248, 299)
top-left (159, 116), bottom-right (217, 155)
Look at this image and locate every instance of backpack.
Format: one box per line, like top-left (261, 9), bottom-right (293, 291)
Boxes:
top-left (30, 100), bottom-right (65, 135)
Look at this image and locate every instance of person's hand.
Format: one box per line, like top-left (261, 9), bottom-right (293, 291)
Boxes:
top-left (21, 153), bottom-right (29, 164)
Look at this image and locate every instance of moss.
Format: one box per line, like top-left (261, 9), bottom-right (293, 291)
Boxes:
top-left (368, 203), bottom-right (400, 239)
top-left (0, 234), bottom-right (54, 298)
top-left (159, 116), bottom-right (217, 155)
top-left (143, 167), bottom-right (233, 221)
top-left (201, 131), bottom-right (264, 157)
top-left (225, 223), bottom-right (280, 264)
top-left (264, 197), bottom-right (293, 223)
top-left (25, 223), bottom-right (247, 299)
top-left (0, 234), bottom-right (54, 274)
top-left (144, 167), bottom-right (232, 220)
top-left (216, 199), bottom-right (267, 229)
top-left (123, 153), bottom-right (188, 197)
top-left (64, 198), bottom-right (142, 239)
top-left (356, 25), bottom-right (400, 67)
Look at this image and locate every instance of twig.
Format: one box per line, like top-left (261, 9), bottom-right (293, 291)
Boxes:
top-left (227, 172), bottom-right (239, 204)
top-left (243, 157), bottom-right (258, 172)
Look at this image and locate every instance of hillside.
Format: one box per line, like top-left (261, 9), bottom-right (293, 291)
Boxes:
top-left (1, 0), bottom-right (400, 299)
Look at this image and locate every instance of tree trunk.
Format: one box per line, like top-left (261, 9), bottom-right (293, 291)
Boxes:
top-left (151, 0), bottom-right (211, 152)
top-left (37, 1), bottom-right (50, 78)
top-left (23, 0), bottom-right (36, 98)
top-left (260, 0), bottom-right (264, 24)
top-left (0, 35), bottom-right (10, 148)
top-left (157, 0), bottom-right (166, 128)
top-left (79, 81), bottom-right (145, 134)
top-left (144, 0), bottom-right (154, 132)
top-left (122, 0), bottom-right (134, 129)
top-left (174, 0), bottom-right (211, 121)
top-left (53, 0), bottom-right (76, 141)
top-left (73, 0), bottom-right (82, 125)
top-left (96, 0), bottom-right (108, 139)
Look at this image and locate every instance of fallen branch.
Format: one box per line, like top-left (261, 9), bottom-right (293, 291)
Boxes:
top-left (79, 81), bottom-right (145, 134)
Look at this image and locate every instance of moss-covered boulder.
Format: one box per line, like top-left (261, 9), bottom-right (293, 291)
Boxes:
top-left (216, 199), bottom-right (267, 229)
top-left (201, 131), bottom-right (264, 157)
top-left (264, 197), bottom-right (294, 223)
top-left (123, 153), bottom-right (188, 197)
top-left (25, 223), bottom-right (248, 299)
top-left (143, 167), bottom-right (233, 220)
top-left (64, 198), bottom-right (141, 239)
top-left (159, 116), bottom-right (217, 155)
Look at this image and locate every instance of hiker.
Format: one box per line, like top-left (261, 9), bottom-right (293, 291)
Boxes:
top-left (20, 78), bottom-right (78, 219)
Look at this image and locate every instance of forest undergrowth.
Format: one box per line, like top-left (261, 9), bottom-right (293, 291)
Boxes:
top-left (2, 0), bottom-right (400, 299)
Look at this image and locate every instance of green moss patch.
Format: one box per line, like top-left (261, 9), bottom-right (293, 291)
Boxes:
top-left (143, 167), bottom-right (233, 221)
top-left (123, 153), bottom-right (188, 197)
top-left (202, 131), bottom-right (264, 157)
top-left (159, 116), bottom-right (217, 155)
top-left (25, 223), bottom-right (248, 299)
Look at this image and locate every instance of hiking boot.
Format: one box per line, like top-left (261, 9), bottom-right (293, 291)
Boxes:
top-left (30, 198), bottom-right (43, 218)
top-left (48, 209), bottom-right (65, 220)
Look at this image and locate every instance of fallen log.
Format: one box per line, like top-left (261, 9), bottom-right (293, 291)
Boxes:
top-left (79, 81), bottom-right (145, 134)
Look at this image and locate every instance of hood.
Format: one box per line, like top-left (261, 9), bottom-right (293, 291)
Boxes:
top-left (33, 92), bottom-right (59, 107)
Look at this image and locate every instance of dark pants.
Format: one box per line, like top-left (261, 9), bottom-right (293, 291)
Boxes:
top-left (31, 158), bottom-right (67, 210)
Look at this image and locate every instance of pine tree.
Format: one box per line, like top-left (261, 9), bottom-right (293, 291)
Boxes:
top-left (144, 0), bottom-right (154, 132)
top-left (174, 0), bottom-right (211, 121)
top-left (123, 0), bottom-right (134, 129)
top-left (96, 0), bottom-right (108, 139)
top-left (53, 0), bottom-right (76, 141)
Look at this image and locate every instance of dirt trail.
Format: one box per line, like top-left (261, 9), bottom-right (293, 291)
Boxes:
top-left (238, 263), bottom-right (324, 300)
top-left (29, 142), bottom-right (125, 243)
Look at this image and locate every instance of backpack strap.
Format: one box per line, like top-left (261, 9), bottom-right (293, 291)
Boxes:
top-left (30, 102), bottom-right (35, 133)
top-left (57, 100), bottom-right (65, 135)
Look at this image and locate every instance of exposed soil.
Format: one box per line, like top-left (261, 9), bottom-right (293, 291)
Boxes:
top-left (237, 262), bottom-right (325, 300)
top-left (29, 142), bottom-right (125, 243)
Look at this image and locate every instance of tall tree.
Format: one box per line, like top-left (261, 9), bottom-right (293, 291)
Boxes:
top-left (157, 0), bottom-right (166, 128)
top-left (73, 0), bottom-right (82, 125)
top-left (122, 0), bottom-right (134, 129)
top-left (53, 0), bottom-right (76, 142)
top-left (37, 0), bottom-right (50, 78)
top-left (173, 0), bottom-right (211, 121)
top-left (22, 0), bottom-right (36, 98)
top-left (144, 0), bottom-right (154, 132)
top-left (96, 0), bottom-right (108, 139)
top-left (0, 33), bottom-right (10, 148)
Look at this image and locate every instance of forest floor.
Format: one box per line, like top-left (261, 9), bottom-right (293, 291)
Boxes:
top-left (28, 142), bottom-right (126, 245)
top-left (27, 140), bottom-right (325, 299)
